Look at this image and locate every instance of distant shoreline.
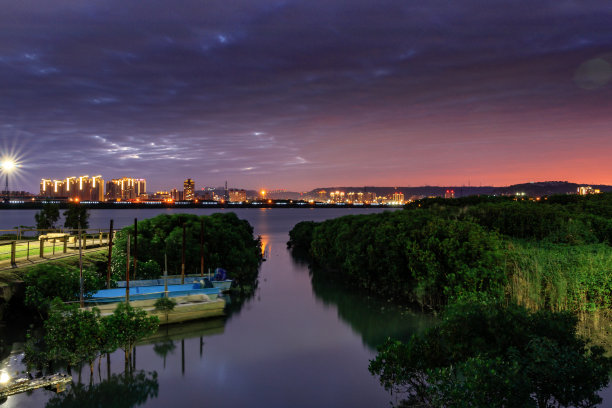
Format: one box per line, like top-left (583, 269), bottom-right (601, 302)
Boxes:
top-left (0, 201), bottom-right (404, 210)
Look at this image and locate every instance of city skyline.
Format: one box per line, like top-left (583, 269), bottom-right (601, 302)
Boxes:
top-left (2, 1), bottom-right (612, 193)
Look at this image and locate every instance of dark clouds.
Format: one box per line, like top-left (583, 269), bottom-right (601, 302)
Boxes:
top-left (1, 0), bottom-right (612, 191)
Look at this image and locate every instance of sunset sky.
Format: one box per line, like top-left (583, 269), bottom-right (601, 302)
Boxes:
top-left (2, 0), bottom-right (612, 192)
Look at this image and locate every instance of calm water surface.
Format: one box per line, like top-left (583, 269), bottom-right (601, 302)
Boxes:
top-left (1, 208), bottom-right (437, 408)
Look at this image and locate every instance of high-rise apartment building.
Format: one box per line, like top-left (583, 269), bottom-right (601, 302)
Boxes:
top-left (105, 178), bottom-right (146, 200)
top-left (183, 178), bottom-right (195, 201)
top-left (392, 191), bottom-right (405, 203)
top-left (39, 175), bottom-right (104, 201)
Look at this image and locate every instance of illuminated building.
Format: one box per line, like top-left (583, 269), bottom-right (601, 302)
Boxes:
top-left (151, 191), bottom-right (172, 200)
top-left (40, 175), bottom-right (105, 201)
top-left (392, 192), bottom-right (405, 204)
top-left (40, 179), bottom-right (54, 196)
top-left (170, 188), bottom-right (182, 201)
top-left (444, 189), bottom-right (455, 199)
top-left (229, 189), bottom-right (247, 202)
top-left (577, 186), bottom-right (601, 195)
top-left (183, 178), bottom-right (195, 201)
top-left (363, 192), bottom-right (376, 203)
top-left (329, 191), bottom-right (345, 203)
top-left (106, 177), bottom-right (146, 200)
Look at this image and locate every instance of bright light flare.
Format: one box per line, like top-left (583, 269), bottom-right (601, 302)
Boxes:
top-left (1, 160), bottom-right (15, 171)
top-left (0, 371), bottom-right (10, 384)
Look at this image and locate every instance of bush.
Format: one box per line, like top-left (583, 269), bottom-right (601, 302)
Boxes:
top-left (369, 302), bottom-right (612, 408)
top-left (294, 211), bottom-right (505, 309)
top-left (111, 213), bottom-right (261, 288)
top-left (23, 264), bottom-right (104, 314)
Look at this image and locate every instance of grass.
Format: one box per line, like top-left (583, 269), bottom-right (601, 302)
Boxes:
top-left (506, 240), bottom-right (612, 313)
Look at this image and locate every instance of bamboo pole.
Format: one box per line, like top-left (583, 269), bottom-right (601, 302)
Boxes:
top-left (164, 253), bottom-right (168, 298)
top-left (126, 234), bottom-right (130, 305)
top-left (106, 219), bottom-right (114, 289)
top-left (79, 226), bottom-right (84, 308)
top-left (200, 220), bottom-right (204, 277)
top-left (133, 218), bottom-right (138, 280)
top-left (181, 223), bottom-right (186, 284)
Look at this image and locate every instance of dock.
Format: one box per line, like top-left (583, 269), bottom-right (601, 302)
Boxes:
top-left (0, 373), bottom-right (72, 397)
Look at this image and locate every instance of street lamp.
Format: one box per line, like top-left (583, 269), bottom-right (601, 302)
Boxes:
top-left (1, 159), bottom-right (16, 202)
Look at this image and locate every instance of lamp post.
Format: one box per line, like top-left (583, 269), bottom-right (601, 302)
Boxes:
top-left (1, 160), bottom-right (15, 203)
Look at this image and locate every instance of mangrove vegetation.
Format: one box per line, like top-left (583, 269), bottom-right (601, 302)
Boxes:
top-left (289, 193), bottom-right (612, 406)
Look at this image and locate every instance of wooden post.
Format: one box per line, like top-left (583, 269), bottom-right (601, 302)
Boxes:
top-left (27, 240), bottom-right (30, 260)
top-left (106, 219), bottom-right (114, 289)
top-left (133, 218), bottom-right (138, 280)
top-left (52, 238), bottom-right (56, 255)
top-left (126, 234), bottom-right (131, 305)
top-left (164, 253), bottom-right (168, 298)
top-left (39, 238), bottom-right (44, 258)
top-left (181, 224), bottom-right (186, 284)
top-left (99, 229), bottom-right (102, 245)
top-left (63, 236), bottom-right (67, 253)
top-left (10, 241), bottom-right (16, 266)
top-left (79, 227), bottom-right (84, 308)
top-left (200, 220), bottom-right (204, 277)
top-left (83, 233), bottom-right (87, 250)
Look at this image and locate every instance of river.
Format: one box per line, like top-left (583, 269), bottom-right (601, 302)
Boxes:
top-left (0, 208), bottom-right (610, 407)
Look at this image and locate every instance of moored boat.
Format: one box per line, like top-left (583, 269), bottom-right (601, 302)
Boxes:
top-left (85, 284), bottom-right (225, 325)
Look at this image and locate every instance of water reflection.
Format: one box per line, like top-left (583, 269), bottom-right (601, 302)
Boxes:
top-left (44, 370), bottom-right (158, 408)
top-left (309, 271), bottom-right (434, 349)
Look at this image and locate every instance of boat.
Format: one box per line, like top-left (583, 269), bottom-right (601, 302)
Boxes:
top-left (116, 273), bottom-right (233, 292)
top-left (89, 283), bottom-right (221, 302)
top-left (85, 284), bottom-right (225, 325)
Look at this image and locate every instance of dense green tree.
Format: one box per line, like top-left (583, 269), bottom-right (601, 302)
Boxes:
top-left (63, 204), bottom-right (90, 230)
top-left (43, 300), bottom-right (104, 373)
top-left (110, 213), bottom-right (261, 286)
top-left (35, 203), bottom-right (60, 230)
top-left (290, 211), bottom-right (505, 309)
top-left (23, 264), bottom-right (104, 315)
top-left (369, 302), bottom-right (612, 408)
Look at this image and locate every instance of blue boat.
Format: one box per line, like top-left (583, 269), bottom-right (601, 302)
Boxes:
top-left (116, 275), bottom-right (233, 292)
top-left (87, 284), bottom-right (221, 303)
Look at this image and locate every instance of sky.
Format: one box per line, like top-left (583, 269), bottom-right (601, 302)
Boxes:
top-left (1, 0), bottom-right (612, 193)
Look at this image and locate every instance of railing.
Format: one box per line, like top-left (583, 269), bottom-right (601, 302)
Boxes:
top-left (0, 228), bottom-right (115, 266)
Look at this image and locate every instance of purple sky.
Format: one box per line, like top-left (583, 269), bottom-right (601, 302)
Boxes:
top-left (2, 0), bottom-right (612, 193)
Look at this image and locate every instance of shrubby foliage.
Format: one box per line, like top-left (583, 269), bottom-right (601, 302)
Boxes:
top-left (23, 264), bottom-right (104, 315)
top-left (111, 213), bottom-right (261, 288)
top-left (369, 302), bottom-right (612, 408)
top-left (289, 192), bottom-right (612, 312)
top-left (25, 301), bottom-right (158, 372)
top-left (292, 211), bottom-right (505, 309)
